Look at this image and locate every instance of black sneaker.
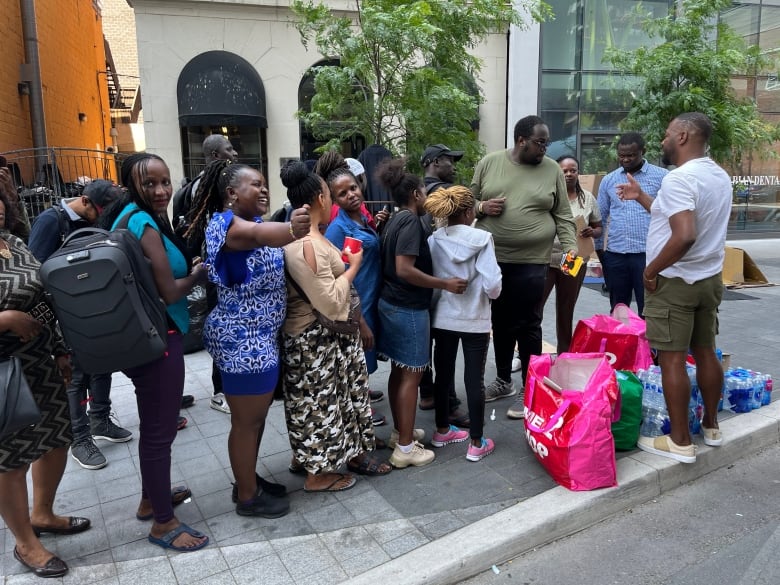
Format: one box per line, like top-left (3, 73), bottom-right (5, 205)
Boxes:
top-left (236, 490), bottom-right (290, 518)
top-left (231, 473), bottom-right (287, 503)
top-left (71, 438), bottom-right (107, 470)
top-left (90, 414), bottom-right (132, 443)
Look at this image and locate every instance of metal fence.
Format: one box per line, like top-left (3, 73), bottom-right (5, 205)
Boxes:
top-left (2, 147), bottom-right (124, 221)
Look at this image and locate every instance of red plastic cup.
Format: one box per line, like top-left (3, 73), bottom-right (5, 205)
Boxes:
top-left (342, 236), bottom-right (362, 263)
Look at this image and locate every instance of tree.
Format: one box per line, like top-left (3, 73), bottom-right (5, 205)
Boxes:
top-left (604, 0), bottom-right (780, 170)
top-left (291, 0), bottom-right (549, 176)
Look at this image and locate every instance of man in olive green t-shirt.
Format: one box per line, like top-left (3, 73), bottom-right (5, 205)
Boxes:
top-left (472, 115), bottom-right (577, 418)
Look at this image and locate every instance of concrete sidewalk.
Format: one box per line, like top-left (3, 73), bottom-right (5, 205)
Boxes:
top-left (1, 238), bottom-right (778, 585)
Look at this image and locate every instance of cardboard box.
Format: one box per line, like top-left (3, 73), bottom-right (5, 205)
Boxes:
top-left (579, 174), bottom-right (605, 197)
top-left (722, 246), bottom-right (769, 288)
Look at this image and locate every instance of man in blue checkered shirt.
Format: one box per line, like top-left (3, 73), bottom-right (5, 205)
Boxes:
top-left (598, 133), bottom-right (668, 316)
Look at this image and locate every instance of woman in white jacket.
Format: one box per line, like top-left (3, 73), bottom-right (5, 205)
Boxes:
top-left (425, 186), bottom-right (502, 461)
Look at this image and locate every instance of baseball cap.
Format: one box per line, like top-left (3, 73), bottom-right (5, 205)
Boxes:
top-left (345, 158), bottom-right (365, 177)
top-left (83, 179), bottom-right (121, 213)
top-left (420, 144), bottom-right (464, 167)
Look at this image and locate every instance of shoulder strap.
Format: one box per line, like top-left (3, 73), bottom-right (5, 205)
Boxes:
top-left (53, 206), bottom-right (69, 244)
top-left (426, 181), bottom-right (447, 194)
top-left (284, 266), bottom-right (311, 304)
top-left (115, 207), bottom-right (144, 231)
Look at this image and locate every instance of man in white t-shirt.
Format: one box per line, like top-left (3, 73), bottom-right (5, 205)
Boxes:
top-left (617, 112), bottom-right (731, 464)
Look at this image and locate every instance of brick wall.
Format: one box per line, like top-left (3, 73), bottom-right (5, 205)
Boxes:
top-left (0, 3), bottom-right (33, 150)
top-left (101, 0), bottom-right (139, 77)
top-left (0, 0), bottom-right (112, 160)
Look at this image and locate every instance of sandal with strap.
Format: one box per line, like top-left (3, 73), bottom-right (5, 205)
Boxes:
top-left (347, 453), bottom-right (392, 476)
top-left (147, 522), bottom-right (209, 552)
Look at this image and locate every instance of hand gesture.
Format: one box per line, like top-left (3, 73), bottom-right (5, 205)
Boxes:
top-left (359, 317), bottom-right (374, 351)
top-left (374, 206), bottom-right (390, 226)
top-left (290, 206), bottom-right (311, 239)
top-left (191, 262), bottom-right (208, 285)
top-left (343, 247), bottom-right (363, 270)
top-left (482, 197), bottom-right (506, 217)
top-left (616, 174), bottom-right (641, 201)
top-left (2, 310), bottom-right (42, 343)
top-left (56, 355), bottom-right (72, 387)
top-left (579, 226), bottom-right (595, 238)
top-left (444, 277), bottom-right (469, 294)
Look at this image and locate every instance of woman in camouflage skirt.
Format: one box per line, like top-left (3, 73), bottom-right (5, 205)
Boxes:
top-left (280, 161), bottom-right (391, 492)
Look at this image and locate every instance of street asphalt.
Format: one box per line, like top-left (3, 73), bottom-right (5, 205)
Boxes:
top-left (1, 237), bottom-right (778, 585)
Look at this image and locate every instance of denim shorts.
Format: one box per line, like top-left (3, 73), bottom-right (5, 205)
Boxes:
top-left (377, 298), bottom-right (430, 370)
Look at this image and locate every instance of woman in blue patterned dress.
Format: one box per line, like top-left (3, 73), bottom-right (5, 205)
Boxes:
top-left (185, 160), bottom-right (310, 517)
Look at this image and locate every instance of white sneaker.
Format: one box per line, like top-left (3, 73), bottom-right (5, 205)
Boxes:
top-left (511, 357), bottom-right (522, 373)
top-left (389, 428), bottom-right (425, 450)
top-left (210, 393), bottom-right (231, 414)
top-left (389, 441), bottom-right (435, 468)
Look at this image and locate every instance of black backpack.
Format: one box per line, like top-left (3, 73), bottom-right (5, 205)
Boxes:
top-left (39, 210), bottom-right (169, 374)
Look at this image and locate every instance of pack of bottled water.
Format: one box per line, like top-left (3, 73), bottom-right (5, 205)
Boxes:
top-left (637, 366), bottom-right (702, 437)
top-left (722, 368), bottom-right (773, 413)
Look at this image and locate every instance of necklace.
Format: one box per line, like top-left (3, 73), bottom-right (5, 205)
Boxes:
top-left (0, 239), bottom-right (11, 260)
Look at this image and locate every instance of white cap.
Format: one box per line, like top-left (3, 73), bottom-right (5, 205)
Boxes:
top-left (345, 158), bottom-right (365, 177)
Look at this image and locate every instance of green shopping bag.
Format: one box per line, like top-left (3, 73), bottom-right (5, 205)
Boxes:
top-left (612, 370), bottom-right (643, 450)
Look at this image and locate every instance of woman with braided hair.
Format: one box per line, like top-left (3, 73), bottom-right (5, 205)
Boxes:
top-left (99, 153), bottom-right (208, 552)
top-left (282, 160), bottom-right (391, 492)
top-left (185, 160), bottom-right (310, 516)
top-left (319, 151), bottom-right (389, 419)
top-left (424, 185), bottom-right (502, 461)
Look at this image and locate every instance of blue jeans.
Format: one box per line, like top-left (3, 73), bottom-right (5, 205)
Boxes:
top-left (66, 355), bottom-right (113, 442)
top-left (603, 251), bottom-right (646, 316)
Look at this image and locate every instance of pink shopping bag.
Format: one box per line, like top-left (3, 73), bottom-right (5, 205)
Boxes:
top-left (570, 303), bottom-right (653, 372)
top-left (523, 353), bottom-right (620, 491)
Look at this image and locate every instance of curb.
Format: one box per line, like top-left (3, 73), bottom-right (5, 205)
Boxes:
top-left (344, 401), bottom-right (780, 585)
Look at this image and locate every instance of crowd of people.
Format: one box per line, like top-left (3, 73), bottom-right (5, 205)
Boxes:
top-left (0, 111), bottom-right (731, 576)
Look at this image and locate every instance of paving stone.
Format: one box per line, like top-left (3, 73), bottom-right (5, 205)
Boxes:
top-left (231, 553), bottom-right (293, 585)
top-left (169, 547), bottom-right (229, 583)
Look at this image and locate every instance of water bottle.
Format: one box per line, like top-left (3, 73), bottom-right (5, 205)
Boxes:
top-left (640, 367), bottom-right (669, 437)
top-left (688, 366), bottom-right (703, 434)
top-left (747, 369), bottom-right (764, 410)
top-left (724, 369), bottom-right (752, 413)
top-left (761, 373), bottom-right (773, 406)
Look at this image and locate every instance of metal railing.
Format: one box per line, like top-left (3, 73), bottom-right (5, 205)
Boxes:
top-left (1, 147), bottom-right (124, 221)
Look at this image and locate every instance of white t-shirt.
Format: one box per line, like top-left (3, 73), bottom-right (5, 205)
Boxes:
top-left (646, 157), bottom-right (732, 284)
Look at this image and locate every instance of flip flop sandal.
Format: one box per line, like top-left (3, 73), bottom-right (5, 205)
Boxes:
top-left (303, 473), bottom-right (356, 493)
top-left (147, 522), bottom-right (209, 552)
top-left (136, 486), bottom-right (192, 521)
top-left (347, 454), bottom-right (392, 476)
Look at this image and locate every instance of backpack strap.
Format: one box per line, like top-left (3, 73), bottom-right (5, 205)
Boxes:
top-left (52, 206), bottom-right (69, 246)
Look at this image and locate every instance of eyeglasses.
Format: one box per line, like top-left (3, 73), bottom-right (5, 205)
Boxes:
top-left (530, 139), bottom-right (550, 149)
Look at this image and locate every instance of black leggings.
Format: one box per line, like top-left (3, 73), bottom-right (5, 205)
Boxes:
top-left (432, 329), bottom-right (490, 440)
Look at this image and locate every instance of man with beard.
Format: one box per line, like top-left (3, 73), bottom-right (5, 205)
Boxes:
top-left (472, 115), bottom-right (577, 418)
top-left (597, 132), bottom-right (668, 316)
top-left (617, 112), bottom-right (731, 463)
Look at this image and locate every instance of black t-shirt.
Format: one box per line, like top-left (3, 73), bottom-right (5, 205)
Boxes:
top-left (380, 209), bottom-right (434, 309)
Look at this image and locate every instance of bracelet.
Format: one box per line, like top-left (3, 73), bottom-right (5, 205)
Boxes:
top-left (287, 222), bottom-right (297, 241)
top-left (477, 201), bottom-right (484, 216)
top-left (643, 274), bottom-right (656, 283)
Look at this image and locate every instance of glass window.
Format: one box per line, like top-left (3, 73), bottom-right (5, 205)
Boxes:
top-left (582, 0), bottom-right (672, 72)
top-left (541, 0), bottom-right (580, 70)
top-left (580, 73), bottom-right (637, 110)
top-left (720, 2), bottom-right (761, 40)
top-left (540, 72), bottom-right (580, 110)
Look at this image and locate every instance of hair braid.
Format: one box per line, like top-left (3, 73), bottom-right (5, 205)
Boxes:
top-left (423, 185), bottom-right (475, 220)
top-left (315, 150), bottom-right (354, 191)
top-left (183, 159), bottom-right (237, 240)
